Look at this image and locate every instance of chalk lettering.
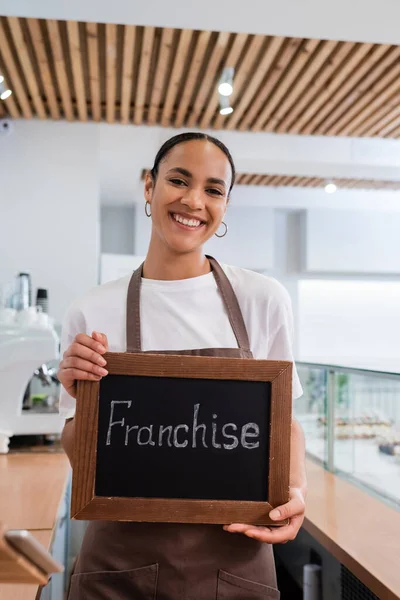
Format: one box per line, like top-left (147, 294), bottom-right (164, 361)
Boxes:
top-left (212, 414), bottom-right (222, 449)
top-left (106, 401), bottom-right (132, 445)
top-left (241, 423), bottom-right (260, 449)
top-left (222, 423), bottom-right (239, 450)
top-left (173, 424), bottom-right (189, 448)
top-left (192, 403), bottom-right (208, 448)
top-left (125, 425), bottom-right (138, 446)
top-left (138, 425), bottom-right (155, 446)
top-left (159, 425), bottom-right (173, 447)
top-left (106, 401), bottom-right (260, 451)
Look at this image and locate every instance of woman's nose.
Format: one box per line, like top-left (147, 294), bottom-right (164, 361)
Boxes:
top-left (181, 188), bottom-right (204, 210)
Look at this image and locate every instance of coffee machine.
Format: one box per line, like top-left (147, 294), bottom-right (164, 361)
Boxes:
top-left (0, 320), bottom-right (63, 451)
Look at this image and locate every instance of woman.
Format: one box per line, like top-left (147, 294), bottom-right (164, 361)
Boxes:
top-left (59, 132), bottom-right (307, 600)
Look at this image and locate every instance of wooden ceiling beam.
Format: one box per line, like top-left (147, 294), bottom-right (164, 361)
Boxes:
top-left (0, 77), bottom-right (19, 118)
top-left (328, 48), bottom-right (400, 135)
top-left (234, 173), bottom-right (399, 190)
top-left (255, 38), bottom-right (320, 131)
top-left (240, 38), bottom-right (302, 131)
top-left (119, 25), bottom-right (136, 124)
top-left (199, 32), bottom-right (248, 129)
top-left (250, 174), bottom-right (265, 185)
top-left (340, 71), bottom-right (400, 136)
top-left (213, 34), bottom-right (265, 130)
top-left (379, 114), bottom-right (400, 137)
top-left (186, 31), bottom-right (230, 128)
top-left (300, 43), bottom-right (373, 134)
top-left (279, 42), bottom-right (355, 133)
top-left (46, 19), bottom-right (74, 120)
top-left (161, 29), bottom-right (192, 127)
top-left (105, 23), bottom-right (117, 124)
top-left (355, 92), bottom-right (400, 137)
top-left (27, 18), bottom-right (60, 120)
top-left (86, 22), bottom-right (101, 122)
top-left (174, 30), bottom-right (212, 127)
top-left (67, 20), bottom-right (87, 121)
top-left (0, 20), bottom-right (32, 118)
top-left (265, 39), bottom-right (338, 132)
top-left (288, 43), bottom-right (364, 134)
top-left (226, 36), bottom-right (285, 130)
top-left (134, 26), bottom-right (155, 125)
top-left (316, 44), bottom-right (393, 135)
top-left (7, 17), bottom-right (47, 119)
top-left (148, 27), bottom-right (174, 125)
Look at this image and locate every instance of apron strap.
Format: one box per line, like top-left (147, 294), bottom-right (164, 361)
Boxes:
top-left (126, 256), bottom-right (251, 353)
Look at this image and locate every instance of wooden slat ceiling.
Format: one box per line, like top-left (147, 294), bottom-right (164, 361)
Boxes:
top-left (141, 169), bottom-right (400, 190)
top-left (0, 16), bottom-right (399, 137)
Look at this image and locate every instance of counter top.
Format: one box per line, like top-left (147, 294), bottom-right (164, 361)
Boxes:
top-left (0, 453), bottom-right (70, 530)
top-left (304, 459), bottom-right (400, 600)
top-left (0, 452), bottom-right (70, 600)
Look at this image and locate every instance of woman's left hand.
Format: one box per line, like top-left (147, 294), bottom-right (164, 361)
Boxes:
top-left (223, 487), bottom-right (306, 544)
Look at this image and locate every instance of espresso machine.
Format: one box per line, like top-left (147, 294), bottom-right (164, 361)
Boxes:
top-left (0, 319), bottom-right (64, 452)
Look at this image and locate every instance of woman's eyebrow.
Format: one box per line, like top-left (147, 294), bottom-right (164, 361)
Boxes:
top-left (166, 167), bottom-right (192, 178)
top-left (167, 167), bottom-right (226, 188)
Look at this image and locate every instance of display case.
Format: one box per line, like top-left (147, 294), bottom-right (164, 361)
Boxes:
top-left (295, 362), bottom-right (400, 508)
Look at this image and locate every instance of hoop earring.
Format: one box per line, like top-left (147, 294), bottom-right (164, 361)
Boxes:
top-left (215, 221), bottom-right (228, 238)
top-left (145, 201), bottom-right (151, 217)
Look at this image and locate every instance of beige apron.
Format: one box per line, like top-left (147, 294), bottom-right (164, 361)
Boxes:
top-left (68, 257), bottom-right (280, 600)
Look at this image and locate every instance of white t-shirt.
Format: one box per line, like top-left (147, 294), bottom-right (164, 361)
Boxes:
top-left (59, 264), bottom-right (303, 419)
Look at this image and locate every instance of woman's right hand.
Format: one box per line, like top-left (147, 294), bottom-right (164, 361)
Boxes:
top-left (58, 331), bottom-right (108, 399)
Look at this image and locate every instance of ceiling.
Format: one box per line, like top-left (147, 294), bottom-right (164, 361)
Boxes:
top-left (0, 16), bottom-right (399, 138)
top-left (140, 169), bottom-right (400, 191)
top-left (2, 0), bottom-right (400, 45)
top-left (235, 174), bottom-right (400, 190)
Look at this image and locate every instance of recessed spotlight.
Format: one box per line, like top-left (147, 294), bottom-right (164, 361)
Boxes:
top-left (220, 106), bottom-right (234, 116)
top-left (0, 89), bottom-right (12, 100)
top-left (218, 67), bottom-right (234, 97)
top-left (325, 182), bottom-right (337, 194)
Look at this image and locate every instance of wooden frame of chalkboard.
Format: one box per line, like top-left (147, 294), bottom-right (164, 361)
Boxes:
top-left (71, 353), bottom-right (292, 526)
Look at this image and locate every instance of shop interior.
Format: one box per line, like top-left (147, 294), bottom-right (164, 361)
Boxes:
top-left (0, 1), bottom-right (399, 599)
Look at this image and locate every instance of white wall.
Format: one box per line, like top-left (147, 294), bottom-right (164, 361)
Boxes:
top-left (0, 120), bottom-right (100, 324)
top-left (133, 204), bottom-right (275, 271)
top-left (101, 205), bottom-right (135, 255)
top-left (99, 125), bottom-right (400, 208)
top-left (298, 280), bottom-right (400, 372)
top-left (305, 210), bottom-right (400, 274)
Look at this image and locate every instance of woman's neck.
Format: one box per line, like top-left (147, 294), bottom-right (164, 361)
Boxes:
top-left (143, 245), bottom-right (211, 281)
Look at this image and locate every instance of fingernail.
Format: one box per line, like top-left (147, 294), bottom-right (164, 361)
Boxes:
top-left (98, 357), bottom-right (107, 366)
top-left (97, 368), bottom-right (108, 376)
top-left (97, 344), bottom-right (106, 353)
top-left (270, 509), bottom-right (281, 520)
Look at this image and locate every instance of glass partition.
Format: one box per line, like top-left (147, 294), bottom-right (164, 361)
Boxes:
top-left (295, 362), bottom-right (400, 509)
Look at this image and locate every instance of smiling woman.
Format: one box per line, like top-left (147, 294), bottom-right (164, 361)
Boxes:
top-left (58, 131), bottom-right (306, 600)
top-left (143, 133), bottom-right (234, 266)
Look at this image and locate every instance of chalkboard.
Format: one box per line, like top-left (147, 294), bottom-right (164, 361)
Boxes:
top-left (95, 375), bottom-right (270, 502)
top-left (71, 353), bottom-right (292, 526)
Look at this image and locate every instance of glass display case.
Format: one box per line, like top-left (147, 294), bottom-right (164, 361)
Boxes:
top-left (295, 362), bottom-right (400, 509)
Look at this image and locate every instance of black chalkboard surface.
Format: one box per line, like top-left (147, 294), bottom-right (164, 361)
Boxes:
top-left (71, 353), bottom-right (293, 525)
top-left (95, 375), bottom-right (270, 502)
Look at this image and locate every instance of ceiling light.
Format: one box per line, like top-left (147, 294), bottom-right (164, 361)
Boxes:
top-left (220, 106), bottom-right (233, 115)
top-left (0, 89), bottom-right (12, 100)
top-left (324, 181), bottom-right (337, 194)
top-left (219, 94), bottom-right (234, 116)
top-left (218, 67), bottom-right (234, 97)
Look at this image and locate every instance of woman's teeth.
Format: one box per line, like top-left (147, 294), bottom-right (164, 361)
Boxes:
top-left (173, 214), bottom-right (202, 228)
